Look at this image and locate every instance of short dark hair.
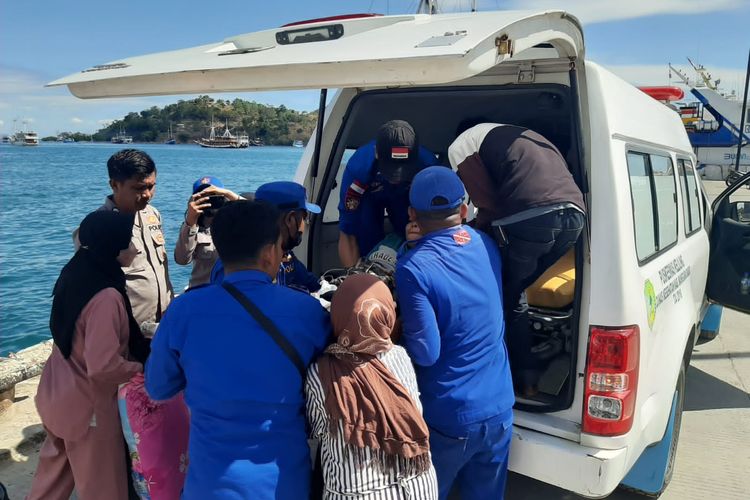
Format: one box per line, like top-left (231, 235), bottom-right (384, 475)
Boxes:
top-left (212, 200), bottom-right (280, 265)
top-left (107, 149), bottom-right (156, 182)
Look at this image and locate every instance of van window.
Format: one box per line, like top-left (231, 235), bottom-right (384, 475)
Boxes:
top-left (627, 152), bottom-right (658, 260)
top-left (650, 154), bottom-right (678, 250)
top-left (627, 151), bottom-right (678, 262)
top-left (682, 160), bottom-right (702, 234)
top-left (677, 160), bottom-right (691, 231)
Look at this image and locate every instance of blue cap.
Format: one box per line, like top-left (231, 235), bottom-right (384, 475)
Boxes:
top-left (255, 181), bottom-right (321, 214)
top-left (193, 175), bottom-right (224, 194)
top-left (409, 166), bottom-right (465, 212)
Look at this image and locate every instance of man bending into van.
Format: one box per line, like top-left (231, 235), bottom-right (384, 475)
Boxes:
top-left (396, 167), bottom-right (514, 500)
top-left (146, 200), bottom-right (330, 499)
top-left (448, 122), bottom-right (586, 393)
top-left (338, 120), bottom-right (436, 266)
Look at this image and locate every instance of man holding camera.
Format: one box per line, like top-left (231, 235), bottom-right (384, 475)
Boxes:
top-left (175, 176), bottom-right (241, 289)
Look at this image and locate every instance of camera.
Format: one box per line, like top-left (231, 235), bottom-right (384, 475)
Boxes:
top-left (208, 195), bottom-right (226, 210)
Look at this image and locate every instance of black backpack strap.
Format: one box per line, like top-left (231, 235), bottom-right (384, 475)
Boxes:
top-left (221, 282), bottom-right (306, 379)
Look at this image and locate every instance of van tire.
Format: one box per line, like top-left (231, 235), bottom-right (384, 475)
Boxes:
top-left (620, 361), bottom-right (686, 498)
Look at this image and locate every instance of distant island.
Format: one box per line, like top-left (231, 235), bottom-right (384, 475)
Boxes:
top-left (42, 95), bottom-right (317, 145)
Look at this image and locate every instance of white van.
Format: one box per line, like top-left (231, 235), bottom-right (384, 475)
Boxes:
top-left (51, 10), bottom-right (750, 498)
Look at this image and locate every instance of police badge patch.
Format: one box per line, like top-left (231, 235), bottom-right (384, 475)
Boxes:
top-left (452, 229), bottom-right (471, 246)
top-left (345, 195), bottom-right (360, 211)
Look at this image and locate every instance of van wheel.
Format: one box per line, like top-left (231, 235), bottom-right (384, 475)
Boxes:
top-left (620, 362), bottom-right (686, 498)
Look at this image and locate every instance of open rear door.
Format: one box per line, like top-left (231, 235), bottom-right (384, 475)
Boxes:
top-left (47, 10), bottom-right (583, 98)
top-left (706, 170), bottom-right (750, 313)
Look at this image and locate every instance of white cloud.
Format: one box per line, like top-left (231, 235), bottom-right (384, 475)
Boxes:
top-left (71, 117), bottom-right (83, 124)
top-left (438, 0), bottom-right (743, 23)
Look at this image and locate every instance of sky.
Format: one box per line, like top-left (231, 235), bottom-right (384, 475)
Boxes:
top-left (0, 0), bottom-right (748, 137)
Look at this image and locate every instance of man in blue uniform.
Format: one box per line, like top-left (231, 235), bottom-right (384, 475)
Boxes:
top-left (338, 120), bottom-right (435, 266)
top-left (395, 167), bottom-right (514, 500)
top-left (146, 200), bottom-right (330, 499)
top-left (211, 181), bottom-right (321, 293)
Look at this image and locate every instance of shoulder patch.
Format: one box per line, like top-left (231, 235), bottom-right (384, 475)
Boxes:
top-left (344, 179), bottom-right (367, 211)
top-left (452, 229), bottom-right (471, 246)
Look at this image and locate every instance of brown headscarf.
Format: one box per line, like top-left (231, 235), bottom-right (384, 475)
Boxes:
top-left (317, 274), bottom-right (430, 474)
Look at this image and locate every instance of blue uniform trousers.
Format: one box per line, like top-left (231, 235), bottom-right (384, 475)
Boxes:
top-left (429, 411), bottom-right (513, 500)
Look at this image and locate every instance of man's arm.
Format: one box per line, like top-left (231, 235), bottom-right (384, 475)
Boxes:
top-left (395, 266), bottom-right (441, 366)
top-left (145, 306), bottom-right (186, 401)
top-left (288, 253), bottom-right (321, 293)
top-left (337, 145), bottom-right (375, 267)
top-left (338, 232), bottom-right (361, 268)
top-left (174, 222), bottom-right (198, 265)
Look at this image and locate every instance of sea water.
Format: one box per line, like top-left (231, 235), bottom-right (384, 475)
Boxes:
top-left (0, 142), bottom-right (302, 355)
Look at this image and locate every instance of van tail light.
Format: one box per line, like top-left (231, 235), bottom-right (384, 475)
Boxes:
top-left (583, 325), bottom-right (640, 436)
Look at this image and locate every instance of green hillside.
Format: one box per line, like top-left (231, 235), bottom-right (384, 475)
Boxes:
top-left (92, 95), bottom-right (318, 145)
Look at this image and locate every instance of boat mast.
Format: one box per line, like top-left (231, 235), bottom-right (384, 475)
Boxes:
top-left (417, 0), bottom-right (439, 14)
top-left (668, 63), bottom-right (691, 86)
top-left (687, 58), bottom-right (719, 91)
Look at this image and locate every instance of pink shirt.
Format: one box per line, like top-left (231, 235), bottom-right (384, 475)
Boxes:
top-left (36, 288), bottom-right (143, 441)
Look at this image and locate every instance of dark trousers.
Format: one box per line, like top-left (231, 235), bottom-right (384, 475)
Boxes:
top-left (430, 412), bottom-right (513, 500)
top-left (500, 209), bottom-right (585, 384)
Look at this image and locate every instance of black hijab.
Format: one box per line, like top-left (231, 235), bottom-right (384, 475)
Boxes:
top-left (49, 211), bottom-right (150, 363)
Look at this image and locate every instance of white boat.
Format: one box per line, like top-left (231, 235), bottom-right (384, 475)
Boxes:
top-left (195, 119), bottom-right (249, 148)
top-left (12, 130), bottom-right (39, 146)
top-left (10, 120), bottom-right (39, 146)
top-left (642, 61), bottom-right (749, 179)
top-left (292, 140), bottom-right (304, 148)
top-left (111, 128), bottom-right (133, 144)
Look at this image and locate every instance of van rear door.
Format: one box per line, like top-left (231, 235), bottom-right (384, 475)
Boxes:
top-left (47, 11), bottom-right (583, 97)
top-left (706, 170), bottom-right (750, 313)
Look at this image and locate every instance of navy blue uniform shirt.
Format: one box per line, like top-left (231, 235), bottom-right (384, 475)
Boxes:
top-left (338, 140), bottom-right (435, 257)
top-left (395, 225), bottom-right (514, 433)
top-left (146, 270), bottom-right (331, 499)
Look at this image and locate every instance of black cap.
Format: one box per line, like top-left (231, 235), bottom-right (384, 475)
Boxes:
top-left (375, 120), bottom-right (420, 183)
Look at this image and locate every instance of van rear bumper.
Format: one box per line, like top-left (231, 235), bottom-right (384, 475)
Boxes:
top-left (508, 425), bottom-right (629, 498)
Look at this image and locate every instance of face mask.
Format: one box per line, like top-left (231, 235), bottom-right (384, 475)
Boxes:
top-left (283, 230), bottom-right (303, 251)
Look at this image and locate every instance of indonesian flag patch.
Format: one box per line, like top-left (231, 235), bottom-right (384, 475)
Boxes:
top-left (391, 147), bottom-right (410, 159)
top-left (452, 229), bottom-right (471, 246)
top-left (344, 180), bottom-right (367, 211)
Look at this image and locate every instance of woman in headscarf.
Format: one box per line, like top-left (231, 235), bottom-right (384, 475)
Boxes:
top-left (29, 210), bottom-right (150, 500)
top-left (305, 274), bottom-right (438, 499)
